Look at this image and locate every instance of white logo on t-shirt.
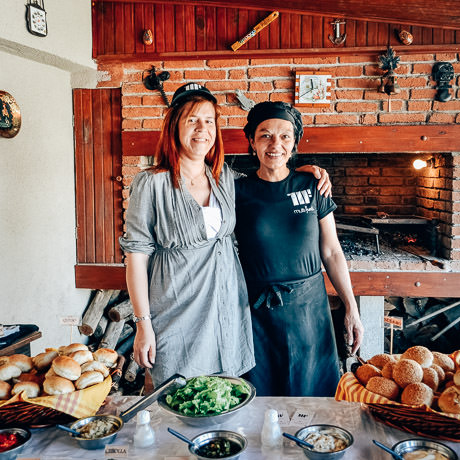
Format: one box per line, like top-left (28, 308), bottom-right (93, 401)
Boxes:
top-left (287, 189), bottom-right (312, 205)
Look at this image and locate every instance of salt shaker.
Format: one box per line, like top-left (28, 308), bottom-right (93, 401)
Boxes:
top-left (133, 410), bottom-right (155, 448)
top-left (261, 409), bottom-right (283, 448)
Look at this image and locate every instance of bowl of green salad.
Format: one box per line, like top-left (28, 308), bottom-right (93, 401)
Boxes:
top-left (158, 375), bottom-right (256, 427)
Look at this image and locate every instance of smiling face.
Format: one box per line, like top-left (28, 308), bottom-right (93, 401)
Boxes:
top-left (178, 100), bottom-right (217, 161)
top-left (250, 118), bottom-right (296, 180)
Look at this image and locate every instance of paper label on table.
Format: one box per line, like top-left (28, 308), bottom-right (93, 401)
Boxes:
top-left (60, 316), bottom-right (81, 326)
top-left (276, 409), bottom-right (290, 426)
top-left (289, 409), bottom-right (314, 426)
top-left (383, 316), bottom-right (403, 329)
top-left (105, 445), bottom-right (129, 457)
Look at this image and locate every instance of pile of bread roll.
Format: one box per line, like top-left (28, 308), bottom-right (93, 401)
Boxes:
top-left (0, 343), bottom-right (118, 401)
top-left (355, 346), bottom-right (460, 415)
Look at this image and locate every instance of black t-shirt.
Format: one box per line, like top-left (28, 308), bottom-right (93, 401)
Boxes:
top-left (235, 170), bottom-right (337, 287)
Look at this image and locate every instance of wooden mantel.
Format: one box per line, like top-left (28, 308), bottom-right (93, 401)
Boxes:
top-left (122, 125), bottom-right (460, 156)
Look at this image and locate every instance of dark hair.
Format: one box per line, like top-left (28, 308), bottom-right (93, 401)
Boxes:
top-left (153, 95), bottom-right (224, 188)
top-left (243, 101), bottom-right (304, 154)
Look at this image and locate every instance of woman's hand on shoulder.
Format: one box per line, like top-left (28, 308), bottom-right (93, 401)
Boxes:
top-left (295, 165), bottom-right (331, 197)
top-left (133, 321), bottom-right (156, 368)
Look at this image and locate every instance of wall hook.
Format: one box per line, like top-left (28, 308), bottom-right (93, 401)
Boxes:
top-left (329, 19), bottom-right (346, 45)
top-left (143, 67), bottom-right (170, 107)
top-left (432, 62), bottom-right (454, 102)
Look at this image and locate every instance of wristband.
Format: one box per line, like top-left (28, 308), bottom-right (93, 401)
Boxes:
top-left (133, 314), bottom-right (153, 323)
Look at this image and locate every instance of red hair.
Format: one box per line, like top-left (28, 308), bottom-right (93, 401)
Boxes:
top-left (153, 96), bottom-right (224, 188)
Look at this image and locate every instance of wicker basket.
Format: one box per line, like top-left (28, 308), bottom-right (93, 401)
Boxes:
top-left (336, 372), bottom-right (460, 442)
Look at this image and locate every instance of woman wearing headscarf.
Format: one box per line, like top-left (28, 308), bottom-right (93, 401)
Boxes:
top-left (235, 101), bottom-right (364, 396)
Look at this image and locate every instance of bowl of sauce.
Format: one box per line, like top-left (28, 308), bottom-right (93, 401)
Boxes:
top-left (188, 430), bottom-right (247, 460)
top-left (392, 439), bottom-right (458, 460)
top-left (0, 428), bottom-right (31, 460)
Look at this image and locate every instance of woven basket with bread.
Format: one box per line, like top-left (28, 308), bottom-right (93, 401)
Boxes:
top-left (335, 346), bottom-right (460, 442)
top-left (0, 343), bottom-right (118, 427)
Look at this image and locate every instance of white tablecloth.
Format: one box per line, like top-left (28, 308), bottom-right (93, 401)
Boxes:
top-left (18, 396), bottom-right (460, 459)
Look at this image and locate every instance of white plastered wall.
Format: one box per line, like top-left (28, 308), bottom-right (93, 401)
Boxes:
top-left (0, 0), bottom-right (98, 353)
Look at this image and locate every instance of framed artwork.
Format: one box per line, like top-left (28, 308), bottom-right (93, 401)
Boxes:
top-left (294, 71), bottom-right (332, 107)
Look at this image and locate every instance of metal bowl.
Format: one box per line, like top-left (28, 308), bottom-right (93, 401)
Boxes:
top-left (158, 376), bottom-right (256, 427)
top-left (0, 427), bottom-right (32, 460)
top-left (69, 415), bottom-right (123, 450)
top-left (294, 425), bottom-right (354, 460)
top-left (391, 438), bottom-right (458, 460)
top-left (188, 430), bottom-right (247, 460)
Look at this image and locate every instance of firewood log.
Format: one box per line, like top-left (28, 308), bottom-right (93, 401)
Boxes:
top-left (125, 355), bottom-right (140, 382)
top-left (108, 299), bottom-right (133, 322)
top-left (99, 319), bottom-right (126, 350)
top-left (79, 290), bottom-right (115, 336)
top-left (109, 354), bottom-right (125, 394)
top-left (115, 332), bottom-right (135, 357)
top-left (93, 315), bottom-right (108, 341)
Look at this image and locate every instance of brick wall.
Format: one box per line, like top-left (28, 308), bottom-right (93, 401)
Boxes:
top-left (97, 52), bottom-right (460, 260)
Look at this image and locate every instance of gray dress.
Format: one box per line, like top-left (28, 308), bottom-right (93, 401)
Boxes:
top-left (119, 164), bottom-right (255, 385)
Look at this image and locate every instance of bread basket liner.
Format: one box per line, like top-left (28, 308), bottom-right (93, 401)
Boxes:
top-left (0, 374), bottom-right (112, 419)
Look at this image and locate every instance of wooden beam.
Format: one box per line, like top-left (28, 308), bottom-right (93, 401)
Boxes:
top-left (122, 125), bottom-right (460, 156)
top-left (95, 0), bottom-right (460, 30)
top-left (76, 264), bottom-right (460, 297)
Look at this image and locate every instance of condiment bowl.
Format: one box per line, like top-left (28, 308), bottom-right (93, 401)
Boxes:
top-left (391, 438), bottom-right (458, 460)
top-left (188, 430), bottom-right (247, 460)
top-left (0, 427), bottom-right (32, 460)
top-left (69, 415), bottom-right (122, 450)
top-left (158, 375), bottom-right (256, 427)
top-left (294, 424), bottom-right (354, 460)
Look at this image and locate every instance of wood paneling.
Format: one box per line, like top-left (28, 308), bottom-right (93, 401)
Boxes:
top-left (92, 2), bottom-right (460, 61)
top-left (73, 89), bottom-right (123, 266)
top-left (75, 264), bottom-right (460, 296)
top-left (122, 125), bottom-right (460, 156)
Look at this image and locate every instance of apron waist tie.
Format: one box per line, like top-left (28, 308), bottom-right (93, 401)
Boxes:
top-left (253, 284), bottom-right (293, 310)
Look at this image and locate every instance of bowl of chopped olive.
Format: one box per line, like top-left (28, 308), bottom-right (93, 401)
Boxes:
top-left (158, 375), bottom-right (256, 427)
top-left (69, 415), bottom-right (121, 450)
top-left (188, 430), bottom-right (247, 460)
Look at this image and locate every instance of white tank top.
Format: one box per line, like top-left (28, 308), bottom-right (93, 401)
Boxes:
top-left (201, 190), bottom-right (222, 239)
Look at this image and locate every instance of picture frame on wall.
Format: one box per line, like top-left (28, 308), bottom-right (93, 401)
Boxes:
top-left (294, 70), bottom-right (332, 107)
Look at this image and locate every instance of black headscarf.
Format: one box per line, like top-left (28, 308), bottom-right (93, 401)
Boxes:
top-left (243, 101), bottom-right (304, 153)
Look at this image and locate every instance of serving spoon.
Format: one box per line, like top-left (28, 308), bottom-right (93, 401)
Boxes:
top-left (373, 439), bottom-right (405, 460)
top-left (56, 424), bottom-right (80, 437)
top-left (282, 432), bottom-right (315, 449)
top-left (167, 427), bottom-right (196, 448)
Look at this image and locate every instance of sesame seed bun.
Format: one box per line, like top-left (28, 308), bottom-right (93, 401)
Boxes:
top-left (432, 351), bottom-right (455, 372)
top-left (356, 364), bottom-right (381, 386)
top-left (401, 346), bottom-right (433, 368)
top-left (381, 362), bottom-right (394, 380)
top-left (12, 381), bottom-right (40, 398)
top-left (366, 376), bottom-right (400, 401)
top-left (438, 386), bottom-right (460, 414)
top-left (43, 376), bottom-right (75, 395)
top-left (422, 367), bottom-right (439, 392)
top-left (52, 356), bottom-right (81, 381)
top-left (393, 359), bottom-right (423, 388)
top-left (368, 354), bottom-right (397, 369)
top-left (401, 382), bottom-right (433, 406)
top-left (430, 363), bottom-right (445, 383)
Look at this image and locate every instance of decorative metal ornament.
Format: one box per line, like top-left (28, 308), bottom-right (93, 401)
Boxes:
top-left (0, 91), bottom-right (22, 138)
top-left (26, 0), bottom-right (48, 37)
top-left (398, 30), bottom-right (413, 45)
top-left (378, 47), bottom-right (401, 111)
top-left (143, 67), bottom-right (171, 106)
top-left (329, 19), bottom-right (346, 45)
top-left (143, 29), bottom-right (153, 46)
top-left (235, 90), bottom-right (255, 111)
top-left (432, 62), bottom-right (455, 102)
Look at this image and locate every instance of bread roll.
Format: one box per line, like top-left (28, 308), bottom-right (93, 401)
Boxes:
top-left (452, 350), bottom-right (460, 370)
top-left (393, 359), bottom-right (423, 388)
top-left (422, 367), bottom-right (439, 391)
top-left (75, 371), bottom-right (104, 390)
top-left (8, 354), bottom-right (33, 373)
top-left (381, 362), bottom-right (394, 380)
top-left (438, 386), bottom-right (460, 414)
top-left (52, 356), bottom-right (81, 381)
top-left (16, 372), bottom-right (44, 386)
top-left (69, 350), bottom-right (93, 365)
top-left (401, 382), bottom-right (433, 406)
top-left (368, 354), bottom-right (396, 369)
top-left (43, 376), bottom-right (75, 395)
top-left (62, 343), bottom-right (89, 356)
top-left (32, 350), bottom-right (58, 371)
top-left (93, 348), bottom-right (118, 368)
top-left (0, 363), bottom-right (22, 381)
top-left (356, 364), bottom-right (381, 385)
top-left (366, 376), bottom-right (400, 401)
top-left (430, 363), bottom-right (445, 383)
top-left (45, 367), bottom-right (57, 378)
top-left (453, 370), bottom-right (460, 386)
top-left (0, 357), bottom-right (9, 366)
top-left (12, 381), bottom-right (40, 398)
top-left (401, 346), bottom-right (433, 368)
top-left (432, 351), bottom-right (455, 372)
top-left (81, 361), bottom-right (109, 378)
top-left (0, 380), bottom-right (11, 399)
